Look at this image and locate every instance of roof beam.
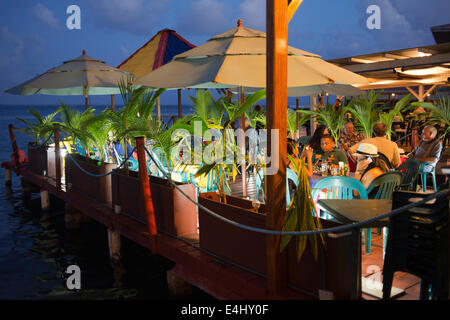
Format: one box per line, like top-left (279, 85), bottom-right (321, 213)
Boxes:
top-left (343, 52), bottom-right (450, 73)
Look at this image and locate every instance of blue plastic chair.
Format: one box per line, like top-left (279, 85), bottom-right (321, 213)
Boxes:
top-left (311, 176), bottom-right (370, 252)
top-left (366, 171), bottom-right (402, 256)
top-left (418, 161), bottom-right (437, 192)
top-left (255, 167), bottom-right (299, 207)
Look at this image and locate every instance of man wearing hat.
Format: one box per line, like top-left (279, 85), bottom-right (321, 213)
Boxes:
top-left (348, 123), bottom-right (401, 168)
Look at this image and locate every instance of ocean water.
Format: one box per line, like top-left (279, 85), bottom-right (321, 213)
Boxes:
top-left (0, 104), bottom-right (212, 300)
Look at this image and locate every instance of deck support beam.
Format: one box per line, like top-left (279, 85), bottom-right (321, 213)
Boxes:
top-left (265, 0), bottom-right (288, 295)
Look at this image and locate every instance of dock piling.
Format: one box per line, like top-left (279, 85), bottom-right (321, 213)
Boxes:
top-left (167, 268), bottom-right (193, 297)
top-left (5, 168), bottom-right (11, 187)
top-left (40, 189), bottom-right (50, 212)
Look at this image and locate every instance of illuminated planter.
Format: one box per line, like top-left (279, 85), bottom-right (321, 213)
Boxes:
top-left (112, 169), bottom-right (198, 237)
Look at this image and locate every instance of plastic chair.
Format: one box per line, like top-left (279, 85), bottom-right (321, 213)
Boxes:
top-left (366, 171), bottom-right (402, 256)
top-left (255, 167), bottom-right (299, 207)
top-left (418, 161), bottom-right (437, 192)
top-left (395, 159), bottom-right (420, 191)
top-left (311, 176), bottom-right (368, 219)
top-left (383, 191), bottom-right (449, 300)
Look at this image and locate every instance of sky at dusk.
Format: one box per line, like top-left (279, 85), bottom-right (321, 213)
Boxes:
top-left (0, 0), bottom-right (448, 107)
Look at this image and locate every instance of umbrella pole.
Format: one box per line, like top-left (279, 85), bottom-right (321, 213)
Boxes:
top-left (296, 96), bottom-right (299, 138)
top-left (85, 95), bottom-right (88, 111)
top-left (111, 95), bottom-right (115, 112)
top-left (240, 86), bottom-right (247, 198)
top-left (156, 97), bottom-right (161, 122)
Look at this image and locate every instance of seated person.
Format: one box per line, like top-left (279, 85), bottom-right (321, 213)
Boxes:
top-left (407, 125), bottom-right (443, 172)
top-left (307, 125), bottom-right (329, 160)
top-left (348, 123), bottom-right (401, 168)
top-left (313, 134), bottom-right (349, 167)
top-left (353, 143), bottom-right (391, 189)
top-left (337, 121), bottom-right (364, 172)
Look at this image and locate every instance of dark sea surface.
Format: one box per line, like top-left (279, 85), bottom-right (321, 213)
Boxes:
top-left (0, 104), bottom-right (213, 300)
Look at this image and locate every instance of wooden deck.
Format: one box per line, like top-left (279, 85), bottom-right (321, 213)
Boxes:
top-left (5, 163), bottom-right (430, 300)
top-left (229, 172), bottom-right (426, 300)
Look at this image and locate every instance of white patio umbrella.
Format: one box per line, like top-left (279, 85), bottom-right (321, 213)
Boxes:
top-left (5, 50), bottom-right (133, 110)
top-left (134, 21), bottom-right (368, 90)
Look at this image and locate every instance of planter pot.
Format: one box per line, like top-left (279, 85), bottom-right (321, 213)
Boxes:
top-left (112, 169), bottom-right (198, 237)
top-left (198, 192), bottom-right (267, 275)
top-left (286, 219), bottom-right (359, 300)
top-left (198, 193), bottom-right (359, 299)
top-left (65, 154), bottom-right (116, 205)
top-left (46, 147), bottom-right (64, 181)
top-left (27, 143), bottom-right (48, 176)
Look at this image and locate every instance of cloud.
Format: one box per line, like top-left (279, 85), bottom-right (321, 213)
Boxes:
top-left (89, 0), bottom-right (171, 35)
top-left (177, 0), bottom-right (233, 36)
top-left (356, 0), bottom-right (435, 50)
top-left (238, 0), bottom-right (266, 31)
top-left (34, 3), bottom-right (60, 29)
top-left (0, 27), bottom-right (24, 68)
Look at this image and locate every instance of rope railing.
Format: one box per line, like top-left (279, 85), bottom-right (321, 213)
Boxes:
top-left (144, 145), bottom-right (449, 236)
top-left (66, 147), bottom-right (137, 178)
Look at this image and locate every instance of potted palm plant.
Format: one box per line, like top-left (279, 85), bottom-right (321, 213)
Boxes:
top-left (378, 94), bottom-right (412, 141)
top-left (346, 90), bottom-right (383, 139)
top-left (16, 109), bottom-right (60, 176)
top-left (59, 103), bottom-right (117, 204)
top-left (110, 83), bottom-right (199, 237)
top-left (195, 89), bottom-right (272, 273)
top-left (302, 102), bottom-right (347, 143)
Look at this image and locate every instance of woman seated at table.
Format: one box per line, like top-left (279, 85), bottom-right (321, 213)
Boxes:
top-left (313, 134), bottom-right (349, 168)
top-left (352, 143), bottom-right (391, 189)
top-left (307, 125), bottom-right (329, 159)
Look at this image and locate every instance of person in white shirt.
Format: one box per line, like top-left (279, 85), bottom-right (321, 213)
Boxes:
top-left (348, 123), bottom-right (401, 168)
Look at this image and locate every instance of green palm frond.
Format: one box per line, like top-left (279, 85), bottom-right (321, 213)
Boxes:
top-left (347, 90), bottom-right (383, 138)
top-left (412, 95), bottom-right (450, 138)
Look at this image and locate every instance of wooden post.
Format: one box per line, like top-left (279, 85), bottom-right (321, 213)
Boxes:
top-left (240, 86), bottom-right (247, 198)
top-left (40, 189), bottom-right (50, 212)
top-left (111, 95), bottom-right (115, 112)
top-left (8, 124), bottom-right (19, 173)
top-left (135, 137), bottom-right (158, 253)
top-left (5, 168), bottom-right (11, 187)
top-left (266, 0), bottom-right (288, 295)
top-left (108, 228), bottom-right (122, 264)
top-left (178, 89), bottom-right (182, 119)
top-left (54, 125), bottom-right (61, 190)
